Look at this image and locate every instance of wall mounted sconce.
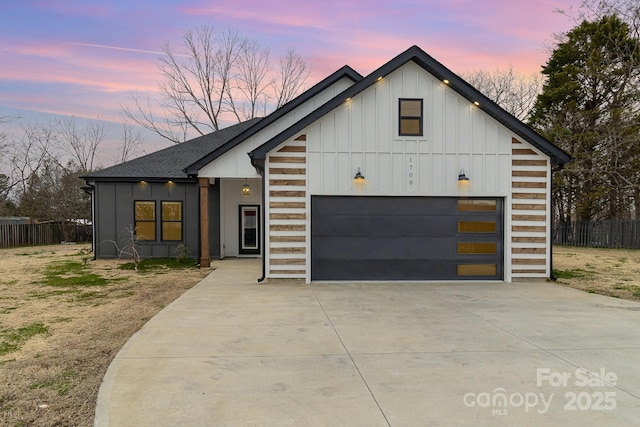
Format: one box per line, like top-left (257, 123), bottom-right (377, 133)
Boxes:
top-left (354, 168), bottom-right (365, 181)
top-left (458, 169), bottom-right (470, 182)
top-left (242, 178), bottom-right (251, 196)
top-left (458, 169), bottom-right (470, 193)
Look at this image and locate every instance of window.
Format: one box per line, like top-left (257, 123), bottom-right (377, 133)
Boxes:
top-left (457, 264), bottom-right (497, 276)
top-left (457, 242), bottom-right (497, 254)
top-left (458, 221), bottom-right (497, 233)
top-left (135, 201), bottom-right (156, 241)
top-left (457, 199), bottom-right (497, 211)
top-left (399, 98), bottom-right (423, 136)
top-left (162, 201), bottom-right (182, 241)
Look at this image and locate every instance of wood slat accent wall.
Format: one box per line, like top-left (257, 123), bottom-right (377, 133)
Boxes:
top-left (266, 141), bottom-right (307, 279)
top-left (511, 138), bottom-right (549, 279)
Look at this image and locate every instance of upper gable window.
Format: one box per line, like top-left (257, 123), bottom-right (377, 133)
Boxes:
top-left (399, 98), bottom-right (423, 136)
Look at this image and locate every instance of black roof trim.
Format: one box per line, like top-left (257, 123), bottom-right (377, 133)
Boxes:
top-left (250, 45), bottom-right (571, 165)
top-left (84, 177), bottom-right (196, 184)
top-left (183, 65), bottom-right (363, 175)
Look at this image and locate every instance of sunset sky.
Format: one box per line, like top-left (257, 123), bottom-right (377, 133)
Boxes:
top-left (0, 0), bottom-right (584, 162)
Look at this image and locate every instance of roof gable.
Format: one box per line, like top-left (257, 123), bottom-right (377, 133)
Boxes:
top-left (183, 65), bottom-right (363, 176)
top-left (250, 45), bottom-right (571, 166)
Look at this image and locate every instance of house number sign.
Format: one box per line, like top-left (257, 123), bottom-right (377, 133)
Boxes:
top-left (406, 155), bottom-right (416, 190)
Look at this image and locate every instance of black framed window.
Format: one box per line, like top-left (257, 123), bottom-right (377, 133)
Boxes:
top-left (399, 98), bottom-right (423, 136)
top-left (135, 201), bottom-right (156, 241)
top-left (161, 201), bottom-right (182, 241)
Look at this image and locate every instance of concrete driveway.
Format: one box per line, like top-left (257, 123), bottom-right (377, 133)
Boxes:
top-left (95, 259), bottom-right (640, 426)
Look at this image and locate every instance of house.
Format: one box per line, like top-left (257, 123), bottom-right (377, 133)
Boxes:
top-left (82, 45), bottom-right (570, 283)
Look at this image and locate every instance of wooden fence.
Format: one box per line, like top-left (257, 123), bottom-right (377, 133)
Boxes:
top-left (0, 222), bottom-right (92, 249)
top-left (554, 220), bottom-right (640, 249)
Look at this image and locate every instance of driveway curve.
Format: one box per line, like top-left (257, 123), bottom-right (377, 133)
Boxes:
top-left (95, 259), bottom-right (640, 426)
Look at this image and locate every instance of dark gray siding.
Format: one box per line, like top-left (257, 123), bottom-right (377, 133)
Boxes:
top-left (93, 181), bottom-right (203, 260)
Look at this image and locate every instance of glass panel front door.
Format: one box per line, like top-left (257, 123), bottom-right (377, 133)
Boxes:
top-left (239, 205), bottom-right (260, 255)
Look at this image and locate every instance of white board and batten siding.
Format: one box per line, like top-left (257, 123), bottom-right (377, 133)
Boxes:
top-left (306, 62), bottom-right (513, 196)
top-left (264, 61), bottom-right (552, 282)
top-left (198, 76), bottom-right (356, 179)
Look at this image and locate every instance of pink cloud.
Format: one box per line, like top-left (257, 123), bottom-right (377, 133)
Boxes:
top-left (1, 41), bottom-right (160, 93)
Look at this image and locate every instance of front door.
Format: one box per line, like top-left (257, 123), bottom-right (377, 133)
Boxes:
top-left (239, 205), bottom-right (260, 255)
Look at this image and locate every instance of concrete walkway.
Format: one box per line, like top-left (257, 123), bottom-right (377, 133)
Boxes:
top-left (95, 259), bottom-right (640, 426)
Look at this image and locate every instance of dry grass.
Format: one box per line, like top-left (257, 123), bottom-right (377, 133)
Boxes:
top-left (0, 244), bottom-right (209, 427)
top-left (1, 244), bottom-right (638, 426)
top-left (553, 245), bottom-right (640, 301)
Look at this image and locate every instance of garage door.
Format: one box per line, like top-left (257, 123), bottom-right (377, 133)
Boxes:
top-left (311, 196), bottom-right (503, 280)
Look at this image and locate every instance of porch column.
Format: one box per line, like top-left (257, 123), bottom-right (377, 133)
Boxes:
top-left (198, 178), bottom-right (210, 268)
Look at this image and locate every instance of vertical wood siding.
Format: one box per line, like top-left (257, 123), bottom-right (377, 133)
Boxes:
top-left (510, 137), bottom-right (550, 279)
top-left (266, 140), bottom-right (307, 278)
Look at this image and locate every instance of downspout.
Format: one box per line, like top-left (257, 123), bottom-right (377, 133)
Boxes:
top-left (81, 182), bottom-right (96, 260)
top-left (250, 153), bottom-right (266, 283)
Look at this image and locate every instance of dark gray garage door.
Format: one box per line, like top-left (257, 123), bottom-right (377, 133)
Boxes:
top-left (311, 196), bottom-right (503, 280)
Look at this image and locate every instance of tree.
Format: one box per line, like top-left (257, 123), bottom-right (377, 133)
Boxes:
top-left (3, 121), bottom-right (57, 198)
top-left (0, 173), bottom-right (17, 216)
top-left (115, 121), bottom-right (145, 164)
top-left (17, 161), bottom-right (90, 239)
top-left (0, 115), bottom-right (10, 150)
top-left (0, 114), bottom-right (113, 225)
top-left (0, 116), bottom-right (19, 214)
top-left (124, 26), bottom-right (310, 143)
top-left (57, 115), bottom-right (106, 171)
top-left (531, 14), bottom-right (640, 221)
top-left (461, 67), bottom-right (544, 121)
top-left (273, 49), bottom-right (310, 110)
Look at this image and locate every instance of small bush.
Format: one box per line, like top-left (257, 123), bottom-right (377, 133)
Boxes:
top-left (175, 244), bottom-right (190, 263)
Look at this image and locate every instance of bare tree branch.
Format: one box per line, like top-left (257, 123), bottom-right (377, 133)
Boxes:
top-left (461, 67), bottom-right (543, 121)
top-left (123, 26), bottom-right (309, 143)
top-left (57, 116), bottom-right (106, 171)
top-left (6, 121), bottom-right (57, 197)
top-left (123, 94), bottom-right (188, 144)
top-left (274, 49), bottom-right (310, 108)
top-left (232, 39), bottom-right (271, 121)
top-left (115, 121), bottom-right (145, 164)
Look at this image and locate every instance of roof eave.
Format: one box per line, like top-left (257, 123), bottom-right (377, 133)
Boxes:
top-left (82, 176), bottom-right (195, 184)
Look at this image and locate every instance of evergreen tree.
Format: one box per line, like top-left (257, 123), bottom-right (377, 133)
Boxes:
top-left (531, 15), bottom-right (640, 220)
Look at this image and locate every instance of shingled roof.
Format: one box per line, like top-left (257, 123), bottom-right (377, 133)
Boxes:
top-left (82, 118), bottom-right (261, 181)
